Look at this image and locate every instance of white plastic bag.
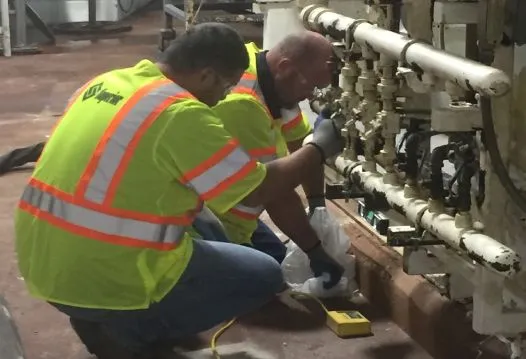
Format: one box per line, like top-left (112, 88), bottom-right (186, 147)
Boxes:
top-left (280, 207), bottom-right (357, 298)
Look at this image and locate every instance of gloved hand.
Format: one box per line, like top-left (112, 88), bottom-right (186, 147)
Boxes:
top-left (306, 242), bottom-right (344, 289)
top-left (307, 115), bottom-right (345, 163)
top-left (313, 105), bottom-right (334, 131)
top-left (307, 195), bottom-right (326, 217)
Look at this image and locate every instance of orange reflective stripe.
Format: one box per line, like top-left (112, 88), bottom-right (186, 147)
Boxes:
top-left (241, 73), bottom-right (257, 81)
top-left (76, 79), bottom-right (171, 199)
top-left (200, 160), bottom-right (257, 201)
top-left (281, 107), bottom-right (303, 132)
top-left (104, 91), bottom-right (192, 205)
top-left (229, 205), bottom-right (262, 220)
top-left (180, 138), bottom-right (258, 201)
top-left (282, 114), bottom-right (302, 131)
top-left (181, 139), bottom-right (239, 183)
top-left (75, 79), bottom-right (195, 207)
top-left (29, 178), bottom-right (193, 225)
top-left (232, 72), bottom-right (273, 120)
top-left (248, 147), bottom-right (276, 157)
top-left (247, 147), bottom-right (278, 163)
top-left (19, 201), bottom-right (180, 251)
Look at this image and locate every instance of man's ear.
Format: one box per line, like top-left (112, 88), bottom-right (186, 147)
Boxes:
top-left (199, 68), bottom-right (216, 86)
top-left (276, 58), bottom-right (294, 76)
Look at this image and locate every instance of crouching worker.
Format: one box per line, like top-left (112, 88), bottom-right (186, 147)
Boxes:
top-left (194, 31), bottom-right (333, 264)
top-left (14, 23), bottom-right (345, 359)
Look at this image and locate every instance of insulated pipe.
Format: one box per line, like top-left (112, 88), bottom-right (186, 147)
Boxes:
top-left (334, 156), bottom-right (521, 278)
top-left (300, 5), bottom-right (511, 97)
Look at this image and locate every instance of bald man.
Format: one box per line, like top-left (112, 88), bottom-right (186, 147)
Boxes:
top-left (193, 31), bottom-right (344, 287)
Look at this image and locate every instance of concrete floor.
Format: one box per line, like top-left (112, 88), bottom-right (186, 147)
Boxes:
top-left (0, 3), bottom-right (433, 359)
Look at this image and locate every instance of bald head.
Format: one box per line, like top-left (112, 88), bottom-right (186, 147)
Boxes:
top-left (270, 31), bottom-right (333, 67)
top-left (266, 31), bottom-right (334, 107)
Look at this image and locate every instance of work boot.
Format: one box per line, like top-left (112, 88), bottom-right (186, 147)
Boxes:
top-left (69, 317), bottom-right (153, 359)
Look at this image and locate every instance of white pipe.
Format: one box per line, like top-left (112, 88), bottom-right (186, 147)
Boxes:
top-left (333, 156), bottom-right (521, 278)
top-left (299, 5), bottom-right (511, 97)
top-left (1, 0), bottom-right (11, 57)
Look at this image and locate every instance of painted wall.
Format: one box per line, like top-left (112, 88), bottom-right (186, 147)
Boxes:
top-left (26, 0), bottom-right (153, 24)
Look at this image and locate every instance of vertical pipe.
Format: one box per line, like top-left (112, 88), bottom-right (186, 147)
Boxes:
top-left (88, 0), bottom-right (96, 25)
top-left (14, 0), bottom-right (25, 47)
top-left (184, 0), bottom-right (194, 29)
top-left (1, 0), bottom-right (11, 57)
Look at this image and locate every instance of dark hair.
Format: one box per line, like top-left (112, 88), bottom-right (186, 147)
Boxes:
top-left (159, 23), bottom-right (249, 76)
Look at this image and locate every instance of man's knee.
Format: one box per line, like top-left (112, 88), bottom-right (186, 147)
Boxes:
top-left (251, 221), bottom-right (288, 264)
top-left (247, 250), bottom-right (285, 295)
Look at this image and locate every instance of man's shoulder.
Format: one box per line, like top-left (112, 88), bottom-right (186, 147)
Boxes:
top-left (161, 98), bottom-right (218, 125)
top-left (216, 93), bottom-right (267, 112)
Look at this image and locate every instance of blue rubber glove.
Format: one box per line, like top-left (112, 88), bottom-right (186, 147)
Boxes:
top-left (306, 242), bottom-right (344, 289)
top-left (313, 105), bottom-right (334, 131)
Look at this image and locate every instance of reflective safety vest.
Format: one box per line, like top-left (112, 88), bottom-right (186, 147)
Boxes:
top-left (212, 42), bottom-right (312, 244)
top-left (14, 61), bottom-right (213, 310)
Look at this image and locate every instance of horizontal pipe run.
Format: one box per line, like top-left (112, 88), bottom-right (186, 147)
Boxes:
top-left (300, 5), bottom-right (511, 97)
top-left (333, 156), bottom-right (521, 278)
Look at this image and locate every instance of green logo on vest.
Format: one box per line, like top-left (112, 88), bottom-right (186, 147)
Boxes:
top-left (82, 82), bottom-right (124, 106)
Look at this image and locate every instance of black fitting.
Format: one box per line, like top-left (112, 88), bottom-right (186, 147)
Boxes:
top-left (429, 144), bottom-right (452, 201)
top-left (329, 54), bottom-right (341, 88)
top-left (404, 133), bottom-right (421, 181)
top-left (456, 148), bottom-right (477, 212)
top-left (353, 136), bottom-right (383, 157)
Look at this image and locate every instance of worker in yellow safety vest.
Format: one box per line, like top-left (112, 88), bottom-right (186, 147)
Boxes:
top-left (2, 33), bottom-right (332, 266)
top-left (14, 23), bottom-right (346, 359)
top-left (193, 32), bottom-right (334, 264)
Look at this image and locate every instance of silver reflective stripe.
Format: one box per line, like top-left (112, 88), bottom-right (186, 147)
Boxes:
top-left (236, 77), bottom-right (266, 104)
top-left (84, 82), bottom-right (187, 204)
top-left (232, 203), bottom-right (263, 217)
top-left (22, 185), bottom-right (185, 245)
top-left (280, 106), bottom-right (301, 126)
top-left (186, 146), bottom-right (253, 196)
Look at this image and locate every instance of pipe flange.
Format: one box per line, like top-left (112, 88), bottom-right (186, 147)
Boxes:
top-left (310, 7), bottom-right (333, 33)
top-left (346, 161), bottom-right (363, 177)
top-left (345, 19), bottom-right (371, 45)
top-left (400, 39), bottom-right (431, 70)
top-left (301, 5), bottom-right (331, 33)
top-left (299, 4), bottom-right (318, 29)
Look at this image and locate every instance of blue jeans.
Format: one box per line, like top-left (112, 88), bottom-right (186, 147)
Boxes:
top-left (192, 218), bottom-right (287, 264)
top-left (52, 239), bottom-right (284, 353)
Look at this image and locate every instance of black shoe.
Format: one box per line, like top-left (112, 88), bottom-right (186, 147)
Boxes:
top-left (69, 317), bottom-right (152, 359)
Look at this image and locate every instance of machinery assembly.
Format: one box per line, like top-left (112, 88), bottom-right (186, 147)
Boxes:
top-left (5, 0), bottom-right (526, 358)
top-left (287, 0), bottom-right (526, 354)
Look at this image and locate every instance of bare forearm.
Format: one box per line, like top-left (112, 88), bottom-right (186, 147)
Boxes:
top-left (287, 140), bottom-right (325, 197)
top-left (242, 144), bottom-right (323, 207)
top-left (287, 139), bottom-right (324, 198)
top-left (265, 190), bottom-right (319, 252)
